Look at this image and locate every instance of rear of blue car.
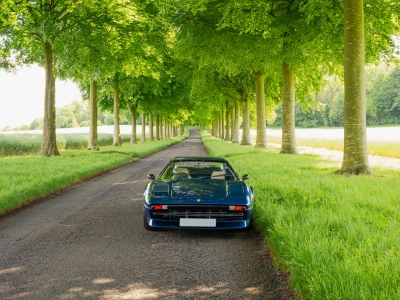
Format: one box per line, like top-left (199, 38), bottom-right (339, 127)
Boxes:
top-left (143, 157), bottom-right (254, 231)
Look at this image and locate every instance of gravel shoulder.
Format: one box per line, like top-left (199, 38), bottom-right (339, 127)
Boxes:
top-left (0, 129), bottom-right (295, 300)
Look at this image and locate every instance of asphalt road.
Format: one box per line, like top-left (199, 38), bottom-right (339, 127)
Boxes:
top-left (0, 129), bottom-right (294, 300)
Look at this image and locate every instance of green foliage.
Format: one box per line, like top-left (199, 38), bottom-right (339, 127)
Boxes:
top-left (0, 124), bottom-right (30, 132)
top-left (56, 100), bottom-right (89, 128)
top-left (29, 118), bottom-right (43, 130)
top-left (368, 67), bottom-right (400, 125)
top-left (24, 101), bottom-right (119, 131)
top-left (202, 131), bottom-right (400, 300)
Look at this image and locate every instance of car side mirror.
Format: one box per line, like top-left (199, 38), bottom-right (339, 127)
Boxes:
top-left (147, 174), bottom-right (155, 180)
top-left (241, 174), bottom-right (249, 181)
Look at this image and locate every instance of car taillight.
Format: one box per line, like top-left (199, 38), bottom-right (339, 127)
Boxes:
top-left (229, 205), bottom-right (245, 211)
top-left (153, 205), bottom-right (168, 210)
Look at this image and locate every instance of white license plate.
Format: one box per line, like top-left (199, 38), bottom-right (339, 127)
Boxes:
top-left (179, 218), bottom-right (216, 227)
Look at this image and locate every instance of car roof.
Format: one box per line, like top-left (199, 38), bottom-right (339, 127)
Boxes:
top-left (170, 156), bottom-right (228, 163)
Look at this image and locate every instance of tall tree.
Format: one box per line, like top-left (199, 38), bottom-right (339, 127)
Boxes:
top-left (42, 41), bottom-right (58, 155)
top-left (341, 0), bottom-right (369, 173)
top-left (2, 0), bottom-right (122, 156)
top-left (251, 72), bottom-right (267, 147)
top-left (281, 60), bottom-right (297, 154)
top-left (304, 0), bottom-right (400, 173)
top-left (1, 0), bottom-right (139, 155)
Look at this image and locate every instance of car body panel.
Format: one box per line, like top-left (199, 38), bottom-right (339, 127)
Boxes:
top-left (143, 156), bottom-right (254, 230)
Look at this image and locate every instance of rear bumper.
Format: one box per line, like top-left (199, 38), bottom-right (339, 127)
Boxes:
top-left (144, 210), bottom-right (253, 230)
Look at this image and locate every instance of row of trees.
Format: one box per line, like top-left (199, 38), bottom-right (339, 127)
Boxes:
top-left (1, 0), bottom-right (400, 174)
top-left (161, 0), bottom-right (399, 174)
top-left (3, 63), bottom-right (398, 132)
top-left (1, 0), bottom-right (192, 153)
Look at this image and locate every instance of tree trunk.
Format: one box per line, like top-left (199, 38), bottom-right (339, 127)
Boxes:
top-left (160, 116), bottom-right (164, 139)
top-left (225, 102), bottom-right (231, 141)
top-left (112, 83), bottom-right (121, 146)
top-left (163, 118), bottom-right (167, 138)
top-left (232, 101), bottom-right (240, 143)
top-left (156, 115), bottom-right (160, 140)
top-left (280, 61), bottom-right (298, 154)
top-left (129, 103), bottom-right (138, 144)
top-left (252, 72), bottom-right (267, 148)
top-left (41, 42), bottom-right (59, 156)
top-left (141, 113), bottom-right (146, 142)
top-left (240, 92), bottom-right (252, 145)
top-left (220, 110), bottom-right (225, 139)
top-left (149, 113), bottom-right (154, 141)
top-left (341, 0), bottom-right (371, 174)
top-left (230, 108), bottom-right (235, 141)
top-left (217, 113), bottom-right (220, 138)
top-left (164, 120), bottom-right (168, 138)
top-left (88, 78), bottom-right (99, 150)
top-left (180, 124), bottom-right (184, 135)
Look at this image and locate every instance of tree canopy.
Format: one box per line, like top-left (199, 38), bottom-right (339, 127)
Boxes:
top-left (1, 0), bottom-right (400, 173)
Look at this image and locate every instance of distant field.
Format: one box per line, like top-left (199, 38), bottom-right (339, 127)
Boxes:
top-left (252, 127), bottom-right (400, 159)
top-left (0, 126), bottom-right (148, 156)
top-left (262, 126), bottom-right (400, 142)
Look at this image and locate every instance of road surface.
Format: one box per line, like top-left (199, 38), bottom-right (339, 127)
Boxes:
top-left (0, 129), bottom-right (293, 300)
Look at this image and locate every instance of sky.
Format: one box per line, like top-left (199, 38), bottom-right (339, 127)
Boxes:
top-left (0, 64), bottom-right (82, 129)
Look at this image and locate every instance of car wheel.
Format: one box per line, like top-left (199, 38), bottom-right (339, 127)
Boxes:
top-left (143, 215), bottom-right (156, 231)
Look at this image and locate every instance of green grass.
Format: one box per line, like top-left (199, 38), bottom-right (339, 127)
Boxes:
top-left (0, 131), bottom-right (189, 214)
top-left (267, 136), bottom-right (400, 158)
top-left (0, 132), bottom-right (137, 156)
top-left (202, 132), bottom-right (400, 300)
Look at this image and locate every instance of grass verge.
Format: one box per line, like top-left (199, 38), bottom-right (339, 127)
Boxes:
top-left (202, 131), bottom-right (400, 300)
top-left (0, 132), bottom-right (139, 156)
top-left (0, 131), bottom-right (189, 215)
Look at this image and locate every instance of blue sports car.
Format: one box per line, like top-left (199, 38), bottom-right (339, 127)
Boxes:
top-left (143, 156), bottom-right (254, 230)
